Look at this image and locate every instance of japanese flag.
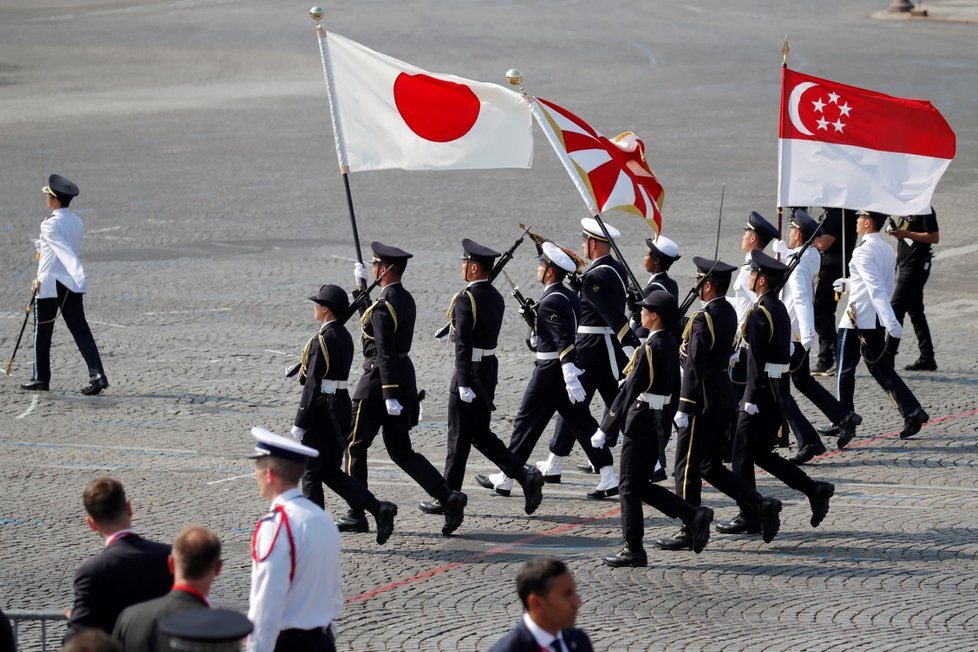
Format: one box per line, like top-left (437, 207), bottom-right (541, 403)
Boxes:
top-left (317, 30), bottom-right (533, 173)
top-left (778, 67), bottom-right (955, 215)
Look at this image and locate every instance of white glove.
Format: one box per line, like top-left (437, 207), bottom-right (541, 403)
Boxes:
top-left (435, 327), bottom-right (450, 343)
top-left (529, 334), bottom-right (538, 349)
top-left (744, 402), bottom-right (759, 415)
top-left (673, 412), bottom-right (689, 429)
top-left (622, 345), bottom-right (636, 361)
top-left (832, 278), bottom-right (848, 294)
top-left (886, 322), bottom-right (904, 339)
top-left (772, 239), bottom-right (791, 258)
top-left (34, 238), bottom-right (42, 253)
top-left (354, 261), bottom-right (370, 285)
top-left (590, 428), bottom-right (607, 449)
top-left (385, 398), bottom-right (403, 416)
top-left (458, 386), bottom-right (476, 403)
top-left (562, 363), bottom-right (586, 404)
top-left (289, 425), bottom-right (305, 442)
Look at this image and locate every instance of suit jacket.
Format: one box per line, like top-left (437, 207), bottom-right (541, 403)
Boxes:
top-left (112, 588), bottom-right (207, 652)
top-left (354, 282), bottom-right (418, 401)
top-left (294, 320), bottom-right (354, 430)
top-left (36, 208), bottom-right (88, 298)
top-left (600, 330), bottom-right (678, 441)
top-left (489, 619), bottom-right (594, 652)
top-left (64, 534), bottom-right (173, 643)
top-left (679, 297), bottom-right (738, 414)
top-left (448, 279), bottom-right (503, 393)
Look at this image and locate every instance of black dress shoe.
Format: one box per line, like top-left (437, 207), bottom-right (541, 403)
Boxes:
top-left (20, 379), bottom-right (49, 391)
top-left (602, 546), bottom-right (648, 568)
top-left (521, 465), bottom-right (545, 516)
top-left (375, 501), bottom-right (397, 545)
top-left (80, 373), bottom-right (109, 396)
top-left (335, 510), bottom-right (369, 533)
top-left (816, 423), bottom-right (840, 437)
top-left (788, 442), bottom-right (827, 465)
top-left (586, 486), bottom-right (619, 500)
top-left (687, 506), bottom-right (713, 554)
top-left (576, 461), bottom-right (597, 473)
top-left (653, 527), bottom-right (691, 551)
top-left (418, 499), bottom-right (443, 515)
top-left (715, 515), bottom-right (762, 535)
top-left (900, 408), bottom-right (929, 439)
top-left (836, 412), bottom-right (862, 449)
top-left (904, 358), bottom-right (937, 371)
top-left (649, 467), bottom-right (667, 483)
top-left (808, 481), bottom-right (835, 527)
top-left (811, 362), bottom-right (836, 377)
top-left (758, 497), bottom-right (782, 543)
top-left (474, 474), bottom-right (511, 497)
top-left (442, 490), bottom-right (467, 536)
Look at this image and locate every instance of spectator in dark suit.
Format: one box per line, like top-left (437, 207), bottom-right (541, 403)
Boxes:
top-left (113, 525), bottom-right (222, 652)
top-left (63, 478), bottom-right (172, 644)
top-left (0, 606), bottom-right (15, 652)
top-left (489, 558), bottom-right (593, 652)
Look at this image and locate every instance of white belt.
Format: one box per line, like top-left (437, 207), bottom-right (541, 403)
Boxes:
top-left (472, 348), bottom-right (495, 362)
top-left (320, 379), bottom-right (348, 394)
top-left (764, 363), bottom-right (788, 377)
top-left (577, 326), bottom-right (613, 335)
top-left (577, 325), bottom-right (619, 376)
top-left (536, 351), bottom-right (560, 361)
top-left (638, 393), bottom-right (671, 410)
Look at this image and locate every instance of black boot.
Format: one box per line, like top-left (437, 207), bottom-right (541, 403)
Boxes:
top-left (653, 527), bottom-right (690, 551)
top-left (520, 465), bottom-right (545, 516)
top-left (603, 544), bottom-right (648, 568)
top-left (374, 502), bottom-right (397, 545)
top-left (808, 481), bottom-right (835, 527)
top-left (836, 412), bottom-right (862, 449)
top-left (442, 490), bottom-right (467, 536)
top-left (685, 507), bottom-right (714, 554)
top-left (80, 372), bottom-right (109, 396)
top-left (335, 509), bottom-right (369, 533)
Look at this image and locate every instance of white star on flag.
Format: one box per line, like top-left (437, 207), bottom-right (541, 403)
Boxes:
top-left (838, 102), bottom-right (852, 117)
top-left (832, 119), bottom-right (845, 133)
top-left (812, 98), bottom-right (826, 113)
top-left (817, 117), bottom-right (830, 130)
top-left (827, 91), bottom-right (840, 104)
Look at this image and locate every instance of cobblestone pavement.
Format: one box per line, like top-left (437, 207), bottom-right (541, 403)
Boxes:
top-left (1, 1), bottom-right (977, 650)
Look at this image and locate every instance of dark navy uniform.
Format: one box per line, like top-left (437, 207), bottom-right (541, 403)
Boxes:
top-left (548, 253), bottom-right (639, 458)
top-left (345, 245), bottom-right (464, 537)
top-left (890, 208), bottom-right (939, 367)
top-left (508, 283), bottom-right (612, 470)
top-left (727, 252), bottom-right (834, 529)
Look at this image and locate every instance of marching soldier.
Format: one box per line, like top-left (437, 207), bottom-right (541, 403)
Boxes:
top-left (536, 219), bottom-right (636, 498)
top-left (888, 206), bottom-right (940, 371)
top-left (630, 235), bottom-right (681, 339)
top-left (20, 174), bottom-right (108, 395)
top-left (342, 242), bottom-right (467, 537)
top-left (594, 291), bottom-right (714, 567)
top-left (419, 240), bottom-right (544, 517)
top-left (772, 210), bottom-right (861, 461)
top-left (657, 257), bottom-right (782, 550)
top-left (290, 284), bottom-right (397, 545)
top-left (476, 242), bottom-right (615, 498)
top-left (716, 251), bottom-right (835, 536)
top-left (247, 428), bottom-right (342, 652)
top-left (833, 211), bottom-right (929, 439)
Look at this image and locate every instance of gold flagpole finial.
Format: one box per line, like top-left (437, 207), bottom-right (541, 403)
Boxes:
top-left (309, 6), bottom-right (324, 26)
top-left (781, 35), bottom-right (790, 67)
top-left (505, 68), bottom-right (525, 95)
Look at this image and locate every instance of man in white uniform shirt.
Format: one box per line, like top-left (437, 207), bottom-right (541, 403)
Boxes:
top-left (247, 428), bottom-right (342, 652)
top-left (21, 174), bottom-right (108, 395)
top-left (833, 211), bottom-right (929, 440)
top-left (773, 210), bottom-right (862, 461)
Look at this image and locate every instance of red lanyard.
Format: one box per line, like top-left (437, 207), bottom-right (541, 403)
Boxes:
top-left (250, 504), bottom-right (296, 583)
top-left (172, 584), bottom-right (210, 607)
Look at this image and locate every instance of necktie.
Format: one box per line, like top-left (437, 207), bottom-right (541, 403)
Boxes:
top-left (550, 638), bottom-right (564, 652)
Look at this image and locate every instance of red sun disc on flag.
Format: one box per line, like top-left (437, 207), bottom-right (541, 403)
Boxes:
top-left (393, 73), bottom-right (481, 143)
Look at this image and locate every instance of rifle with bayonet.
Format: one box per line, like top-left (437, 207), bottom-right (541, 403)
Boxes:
top-left (433, 226), bottom-right (532, 341)
top-left (501, 270), bottom-right (539, 351)
top-left (678, 185), bottom-right (725, 320)
top-left (518, 223), bottom-right (587, 286)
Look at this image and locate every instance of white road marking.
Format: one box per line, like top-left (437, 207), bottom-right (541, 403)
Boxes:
top-left (15, 395), bottom-right (38, 419)
top-left (0, 441), bottom-right (197, 454)
top-left (935, 243), bottom-right (978, 260)
top-left (206, 472), bottom-right (253, 485)
top-left (264, 349), bottom-right (294, 357)
top-left (89, 320), bottom-right (128, 328)
top-left (143, 308), bottom-right (230, 315)
top-left (88, 226), bottom-right (122, 234)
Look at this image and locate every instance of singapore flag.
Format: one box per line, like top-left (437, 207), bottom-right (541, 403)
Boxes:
top-left (778, 68), bottom-right (955, 215)
top-left (317, 31), bottom-right (533, 173)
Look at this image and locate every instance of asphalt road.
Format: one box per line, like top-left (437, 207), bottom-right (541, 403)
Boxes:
top-left (1, 1), bottom-right (977, 650)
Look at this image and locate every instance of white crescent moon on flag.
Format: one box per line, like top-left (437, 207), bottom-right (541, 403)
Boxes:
top-left (787, 81), bottom-right (818, 136)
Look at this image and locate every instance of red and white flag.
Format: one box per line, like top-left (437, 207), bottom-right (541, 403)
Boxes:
top-left (778, 67), bottom-right (955, 215)
top-left (531, 97), bottom-right (664, 233)
top-left (316, 30), bottom-right (533, 172)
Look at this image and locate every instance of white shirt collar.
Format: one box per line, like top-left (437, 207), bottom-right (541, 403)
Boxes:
top-left (104, 528), bottom-right (135, 547)
top-left (467, 279), bottom-right (489, 288)
top-left (522, 613), bottom-right (563, 650)
top-left (272, 487), bottom-right (302, 508)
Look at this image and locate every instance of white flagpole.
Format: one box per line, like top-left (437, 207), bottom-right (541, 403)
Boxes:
top-left (310, 7), bottom-right (365, 282)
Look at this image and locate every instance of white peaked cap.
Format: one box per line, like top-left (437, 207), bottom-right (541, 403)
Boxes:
top-left (540, 241), bottom-right (578, 274)
top-left (580, 217), bottom-right (620, 241)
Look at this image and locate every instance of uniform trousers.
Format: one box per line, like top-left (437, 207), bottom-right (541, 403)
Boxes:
top-left (32, 281), bottom-right (105, 382)
top-left (836, 326), bottom-right (921, 417)
top-left (508, 361), bottom-right (612, 469)
top-left (673, 406), bottom-right (757, 509)
top-left (813, 257), bottom-right (844, 369)
top-left (302, 392), bottom-right (376, 513)
top-left (444, 390), bottom-right (525, 491)
top-left (789, 346), bottom-right (849, 439)
top-left (274, 626), bottom-right (334, 652)
top-left (548, 342), bottom-right (618, 461)
top-left (619, 410), bottom-right (693, 546)
top-left (732, 391), bottom-right (817, 512)
top-left (346, 398), bottom-right (450, 503)
top-left (890, 262), bottom-right (934, 360)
